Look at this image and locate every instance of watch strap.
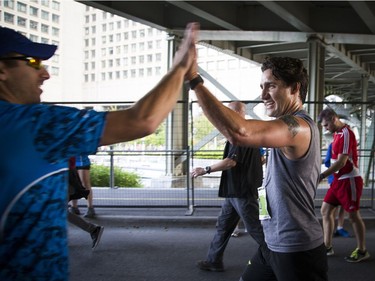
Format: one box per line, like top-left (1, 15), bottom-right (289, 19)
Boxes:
top-left (189, 75), bottom-right (204, 90)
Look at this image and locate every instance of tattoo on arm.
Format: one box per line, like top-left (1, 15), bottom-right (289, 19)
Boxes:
top-left (280, 115), bottom-right (299, 137)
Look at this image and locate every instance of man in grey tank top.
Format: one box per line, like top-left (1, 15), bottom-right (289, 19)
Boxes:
top-left (189, 56), bottom-right (327, 281)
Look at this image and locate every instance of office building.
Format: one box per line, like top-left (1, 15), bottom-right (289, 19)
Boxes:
top-left (1, 0), bottom-right (260, 105)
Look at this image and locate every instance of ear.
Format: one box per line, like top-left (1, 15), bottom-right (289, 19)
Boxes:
top-left (291, 82), bottom-right (301, 95)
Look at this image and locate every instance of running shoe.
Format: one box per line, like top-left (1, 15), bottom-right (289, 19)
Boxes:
top-left (326, 246), bottom-right (334, 256)
top-left (197, 260), bottom-right (224, 272)
top-left (345, 248), bottom-right (370, 263)
top-left (69, 206), bottom-right (81, 215)
top-left (84, 207), bottom-right (96, 218)
top-left (91, 226), bottom-right (104, 250)
top-left (334, 228), bottom-right (350, 238)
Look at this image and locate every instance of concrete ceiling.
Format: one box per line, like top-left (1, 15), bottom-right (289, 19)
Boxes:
top-left (81, 1), bottom-right (375, 106)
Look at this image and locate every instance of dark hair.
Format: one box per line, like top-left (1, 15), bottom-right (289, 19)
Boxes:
top-left (261, 57), bottom-right (308, 103)
top-left (318, 108), bottom-right (337, 123)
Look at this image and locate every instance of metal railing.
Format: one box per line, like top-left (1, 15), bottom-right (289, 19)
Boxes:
top-left (78, 148), bottom-right (375, 212)
top-left (54, 100), bottom-right (374, 212)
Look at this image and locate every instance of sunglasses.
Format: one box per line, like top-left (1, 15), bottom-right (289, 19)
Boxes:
top-left (0, 56), bottom-right (43, 70)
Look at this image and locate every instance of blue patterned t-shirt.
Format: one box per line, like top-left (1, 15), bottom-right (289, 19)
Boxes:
top-left (0, 101), bottom-right (106, 281)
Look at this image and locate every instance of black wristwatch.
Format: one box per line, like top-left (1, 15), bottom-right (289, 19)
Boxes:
top-left (205, 166), bottom-right (211, 174)
top-left (189, 75), bottom-right (204, 90)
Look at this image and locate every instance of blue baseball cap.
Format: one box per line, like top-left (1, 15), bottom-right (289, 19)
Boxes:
top-left (0, 27), bottom-right (57, 59)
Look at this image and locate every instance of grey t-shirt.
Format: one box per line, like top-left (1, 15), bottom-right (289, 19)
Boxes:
top-left (261, 110), bottom-right (323, 253)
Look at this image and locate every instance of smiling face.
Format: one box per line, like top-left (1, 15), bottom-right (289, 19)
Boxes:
top-left (0, 54), bottom-right (50, 104)
top-left (260, 69), bottom-right (299, 118)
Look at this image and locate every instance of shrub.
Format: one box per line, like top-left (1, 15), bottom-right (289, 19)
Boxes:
top-left (90, 164), bottom-right (142, 188)
top-left (193, 151), bottom-right (223, 160)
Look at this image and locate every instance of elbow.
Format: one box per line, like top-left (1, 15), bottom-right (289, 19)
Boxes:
top-left (227, 136), bottom-right (241, 146)
top-left (131, 111), bottom-right (161, 137)
top-left (227, 126), bottom-right (249, 146)
top-left (226, 131), bottom-right (247, 147)
top-left (337, 163), bottom-right (346, 170)
top-left (138, 120), bottom-right (158, 137)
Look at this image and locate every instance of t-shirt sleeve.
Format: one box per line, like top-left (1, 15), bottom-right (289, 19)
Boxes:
top-left (332, 129), bottom-right (349, 158)
top-left (29, 104), bottom-right (107, 162)
top-left (227, 145), bottom-right (240, 162)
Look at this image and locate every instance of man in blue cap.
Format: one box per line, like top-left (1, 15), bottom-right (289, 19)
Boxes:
top-left (0, 24), bottom-right (199, 281)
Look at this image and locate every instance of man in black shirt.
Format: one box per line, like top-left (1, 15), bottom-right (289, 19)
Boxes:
top-left (191, 101), bottom-right (265, 272)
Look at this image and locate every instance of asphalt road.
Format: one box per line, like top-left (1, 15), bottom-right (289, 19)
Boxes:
top-left (68, 210), bottom-right (375, 281)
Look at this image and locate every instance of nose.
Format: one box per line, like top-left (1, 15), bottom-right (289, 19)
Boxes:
top-left (40, 66), bottom-right (51, 80)
top-left (261, 88), bottom-right (268, 100)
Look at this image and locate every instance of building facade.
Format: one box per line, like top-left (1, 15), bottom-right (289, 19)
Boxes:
top-left (1, 0), bottom-right (260, 105)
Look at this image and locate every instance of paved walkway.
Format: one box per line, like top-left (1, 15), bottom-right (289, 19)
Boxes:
top-left (68, 208), bottom-right (375, 281)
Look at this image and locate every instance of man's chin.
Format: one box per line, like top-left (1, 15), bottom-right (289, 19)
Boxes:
top-left (265, 109), bottom-right (276, 118)
top-left (29, 97), bottom-right (41, 104)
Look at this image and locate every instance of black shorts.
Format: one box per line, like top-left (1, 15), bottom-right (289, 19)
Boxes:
top-left (240, 243), bottom-right (328, 281)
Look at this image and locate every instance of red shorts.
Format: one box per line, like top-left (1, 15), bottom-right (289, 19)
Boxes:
top-left (324, 176), bottom-right (363, 212)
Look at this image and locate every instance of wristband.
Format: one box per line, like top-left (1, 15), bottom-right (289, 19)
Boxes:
top-left (319, 173), bottom-right (325, 181)
top-left (189, 75), bottom-right (204, 90)
top-left (205, 166), bottom-right (211, 174)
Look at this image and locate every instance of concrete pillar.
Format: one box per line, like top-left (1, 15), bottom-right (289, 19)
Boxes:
top-left (307, 36), bottom-right (326, 122)
top-left (165, 34), bottom-right (189, 176)
top-left (360, 75), bottom-right (369, 177)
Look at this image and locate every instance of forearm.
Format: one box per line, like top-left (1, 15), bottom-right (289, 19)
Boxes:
top-left (193, 84), bottom-right (246, 144)
top-left (321, 158), bottom-right (346, 179)
top-left (193, 84), bottom-right (275, 148)
top-left (100, 67), bottom-right (186, 145)
top-left (132, 66), bottom-right (186, 127)
top-left (211, 158), bottom-right (236, 172)
top-left (191, 158), bottom-right (236, 178)
top-left (100, 22), bottom-right (198, 145)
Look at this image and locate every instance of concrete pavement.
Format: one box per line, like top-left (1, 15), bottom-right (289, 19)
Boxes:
top-left (68, 208), bottom-right (375, 281)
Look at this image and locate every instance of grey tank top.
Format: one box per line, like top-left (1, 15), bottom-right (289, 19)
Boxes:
top-left (261, 110), bottom-right (323, 252)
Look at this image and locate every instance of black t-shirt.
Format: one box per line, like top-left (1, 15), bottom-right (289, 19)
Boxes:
top-left (218, 141), bottom-right (263, 198)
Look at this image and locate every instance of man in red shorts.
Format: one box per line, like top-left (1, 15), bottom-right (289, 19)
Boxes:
top-left (318, 108), bottom-right (370, 262)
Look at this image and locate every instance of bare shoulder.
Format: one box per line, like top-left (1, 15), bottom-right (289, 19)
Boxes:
top-left (279, 115), bottom-right (301, 138)
top-left (279, 115), bottom-right (311, 159)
